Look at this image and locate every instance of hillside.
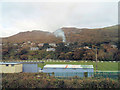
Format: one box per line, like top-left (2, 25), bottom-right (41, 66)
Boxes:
top-left (2, 30), bottom-right (62, 43)
top-left (62, 25), bottom-right (118, 44)
top-left (2, 25), bottom-right (118, 44)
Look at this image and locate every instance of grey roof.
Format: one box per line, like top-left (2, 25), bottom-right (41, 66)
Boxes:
top-left (0, 61), bottom-right (44, 65)
top-left (44, 64), bottom-right (94, 68)
top-left (0, 62), bottom-right (20, 65)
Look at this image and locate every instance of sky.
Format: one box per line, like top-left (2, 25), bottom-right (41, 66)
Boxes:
top-left (0, 0), bottom-right (119, 37)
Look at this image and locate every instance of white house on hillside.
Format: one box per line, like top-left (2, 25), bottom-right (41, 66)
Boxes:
top-left (46, 48), bottom-right (55, 51)
top-left (38, 43), bottom-right (44, 47)
top-left (49, 43), bottom-right (56, 47)
top-left (30, 47), bottom-right (39, 51)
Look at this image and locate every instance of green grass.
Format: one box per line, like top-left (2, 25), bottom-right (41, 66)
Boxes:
top-left (38, 61), bottom-right (118, 71)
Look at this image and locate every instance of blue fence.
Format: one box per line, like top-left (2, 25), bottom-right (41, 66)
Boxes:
top-left (94, 72), bottom-right (120, 79)
top-left (46, 71), bottom-right (120, 79)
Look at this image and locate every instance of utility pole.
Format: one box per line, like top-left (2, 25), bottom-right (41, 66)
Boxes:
top-left (95, 47), bottom-right (98, 72)
top-left (92, 45), bottom-right (98, 72)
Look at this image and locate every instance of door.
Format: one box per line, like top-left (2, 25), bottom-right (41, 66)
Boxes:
top-left (84, 72), bottom-right (88, 77)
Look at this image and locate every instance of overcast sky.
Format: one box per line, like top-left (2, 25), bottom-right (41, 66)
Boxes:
top-left (0, 0), bottom-right (118, 37)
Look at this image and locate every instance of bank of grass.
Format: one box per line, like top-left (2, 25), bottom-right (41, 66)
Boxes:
top-left (2, 73), bottom-right (120, 88)
top-left (38, 61), bottom-right (118, 71)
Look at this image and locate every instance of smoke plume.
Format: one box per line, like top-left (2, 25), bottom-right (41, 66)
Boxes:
top-left (53, 29), bottom-right (66, 42)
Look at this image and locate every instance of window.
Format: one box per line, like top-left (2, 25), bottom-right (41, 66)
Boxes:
top-left (11, 64), bottom-right (14, 66)
top-left (6, 64), bottom-right (9, 66)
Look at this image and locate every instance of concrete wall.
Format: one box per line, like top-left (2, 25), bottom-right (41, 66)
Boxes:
top-left (0, 64), bottom-right (22, 73)
top-left (15, 64), bottom-right (23, 73)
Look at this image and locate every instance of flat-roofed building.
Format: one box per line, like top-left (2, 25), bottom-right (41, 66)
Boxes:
top-left (0, 62), bottom-right (44, 73)
top-left (0, 62), bottom-right (22, 73)
top-left (43, 64), bottom-right (94, 77)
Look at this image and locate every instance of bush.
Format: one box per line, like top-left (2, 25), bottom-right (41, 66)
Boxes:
top-left (2, 73), bottom-right (120, 88)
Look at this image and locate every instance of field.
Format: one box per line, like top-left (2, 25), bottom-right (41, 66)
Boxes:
top-left (38, 61), bottom-right (119, 71)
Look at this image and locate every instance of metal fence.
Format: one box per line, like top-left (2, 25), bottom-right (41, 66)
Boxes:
top-left (94, 72), bottom-right (120, 79)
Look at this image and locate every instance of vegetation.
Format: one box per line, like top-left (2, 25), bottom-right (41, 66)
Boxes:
top-left (62, 25), bottom-right (118, 44)
top-left (2, 41), bottom-right (119, 61)
top-left (2, 73), bottom-right (120, 88)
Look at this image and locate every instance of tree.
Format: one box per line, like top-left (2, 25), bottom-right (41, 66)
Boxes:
top-left (59, 52), bottom-right (65, 60)
top-left (65, 52), bottom-right (74, 60)
top-left (56, 43), bottom-right (69, 53)
top-left (20, 55), bottom-right (28, 60)
top-left (19, 49), bottom-right (28, 55)
top-left (73, 48), bottom-right (84, 60)
top-left (83, 49), bottom-right (95, 60)
top-left (42, 43), bottom-right (50, 49)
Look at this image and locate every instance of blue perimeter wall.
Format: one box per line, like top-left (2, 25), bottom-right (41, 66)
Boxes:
top-left (43, 68), bottom-right (94, 77)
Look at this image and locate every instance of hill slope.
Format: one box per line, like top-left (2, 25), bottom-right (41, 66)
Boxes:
top-left (2, 30), bottom-right (62, 43)
top-left (2, 25), bottom-right (118, 44)
top-left (62, 25), bottom-right (118, 44)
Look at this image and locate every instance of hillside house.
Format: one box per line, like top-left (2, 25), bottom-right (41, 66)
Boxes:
top-left (111, 45), bottom-right (117, 48)
top-left (49, 43), bottom-right (56, 47)
top-left (46, 48), bottom-right (55, 51)
top-left (83, 46), bottom-right (91, 49)
top-left (13, 43), bottom-right (18, 46)
top-left (27, 41), bottom-right (31, 44)
top-left (38, 43), bottom-right (44, 47)
top-left (30, 47), bottom-right (39, 51)
top-left (31, 43), bottom-right (35, 46)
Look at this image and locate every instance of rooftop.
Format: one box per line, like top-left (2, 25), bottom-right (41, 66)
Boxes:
top-left (0, 62), bottom-right (20, 65)
top-left (44, 64), bottom-right (94, 69)
top-left (0, 61), bottom-right (44, 65)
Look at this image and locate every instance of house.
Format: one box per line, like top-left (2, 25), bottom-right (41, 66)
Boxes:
top-left (0, 62), bottom-right (23, 73)
top-left (43, 64), bottom-right (94, 77)
top-left (83, 46), bottom-right (91, 49)
top-left (49, 43), bottom-right (56, 47)
top-left (31, 43), bottom-right (35, 46)
top-left (13, 43), bottom-right (18, 46)
top-left (30, 47), bottom-right (39, 50)
top-left (46, 48), bottom-right (55, 51)
top-left (0, 62), bottom-right (43, 73)
top-left (111, 45), bottom-right (117, 48)
top-left (38, 43), bottom-right (44, 47)
top-left (27, 41), bottom-right (31, 44)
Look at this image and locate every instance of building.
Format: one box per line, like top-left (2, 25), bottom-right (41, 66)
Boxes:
top-left (49, 43), bottom-right (56, 47)
top-left (38, 43), bottom-right (44, 47)
top-left (30, 47), bottom-right (39, 50)
top-left (22, 62), bottom-right (40, 73)
top-left (0, 62), bottom-right (43, 73)
top-left (0, 62), bottom-right (23, 73)
top-left (13, 43), bottom-right (18, 46)
top-left (46, 48), bottom-right (55, 51)
top-left (43, 64), bottom-right (94, 77)
top-left (111, 45), bottom-right (117, 48)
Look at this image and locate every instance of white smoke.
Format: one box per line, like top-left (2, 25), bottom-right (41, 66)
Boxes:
top-left (53, 29), bottom-right (66, 42)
